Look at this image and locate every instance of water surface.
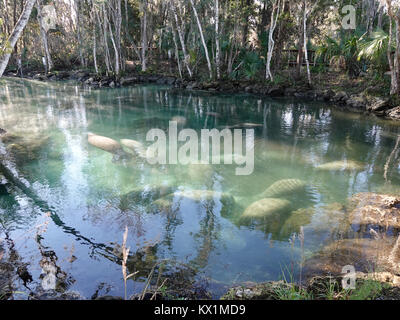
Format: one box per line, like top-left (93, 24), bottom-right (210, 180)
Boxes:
top-left (1, 78), bottom-right (400, 298)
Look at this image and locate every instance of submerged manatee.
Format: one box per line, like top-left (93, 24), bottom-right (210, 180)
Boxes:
top-left (260, 179), bottom-right (307, 198)
top-left (88, 133), bottom-right (124, 154)
top-left (186, 161), bottom-right (214, 183)
top-left (316, 160), bottom-right (365, 172)
top-left (160, 189), bottom-right (236, 217)
top-left (121, 185), bottom-right (176, 208)
top-left (120, 139), bottom-right (145, 155)
top-left (171, 116), bottom-right (187, 126)
top-left (150, 197), bottom-right (174, 213)
top-left (242, 198), bottom-right (291, 219)
top-left (174, 190), bottom-right (235, 203)
top-left (280, 207), bottom-right (315, 238)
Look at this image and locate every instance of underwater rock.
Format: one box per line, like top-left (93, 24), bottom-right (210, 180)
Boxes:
top-left (241, 198), bottom-right (291, 220)
top-left (29, 290), bottom-right (85, 300)
top-left (316, 160), bottom-right (365, 171)
top-left (303, 236), bottom-right (400, 278)
top-left (260, 179), bottom-right (307, 198)
top-left (0, 260), bottom-right (14, 300)
top-left (221, 281), bottom-right (295, 300)
top-left (347, 192), bottom-right (400, 231)
top-left (1, 132), bottom-right (50, 165)
top-left (87, 133), bottom-right (124, 154)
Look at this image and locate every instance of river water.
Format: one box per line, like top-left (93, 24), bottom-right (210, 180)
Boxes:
top-left (1, 77), bottom-right (400, 299)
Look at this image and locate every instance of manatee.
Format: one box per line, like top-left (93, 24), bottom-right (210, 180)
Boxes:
top-left (210, 153), bottom-right (247, 164)
top-left (280, 207), bottom-right (315, 238)
top-left (316, 160), bottom-right (365, 171)
top-left (171, 116), bottom-right (187, 126)
top-left (162, 189), bottom-right (236, 217)
top-left (121, 185), bottom-right (176, 207)
top-left (260, 179), bottom-right (307, 198)
top-left (224, 123), bottom-right (263, 129)
top-left (120, 139), bottom-right (147, 159)
top-left (242, 198), bottom-right (291, 219)
top-left (187, 161), bottom-right (214, 182)
top-left (88, 133), bottom-right (123, 154)
top-left (150, 197), bottom-right (174, 213)
top-left (120, 139), bottom-right (145, 153)
top-left (173, 190), bottom-right (234, 203)
top-left (205, 112), bottom-right (220, 117)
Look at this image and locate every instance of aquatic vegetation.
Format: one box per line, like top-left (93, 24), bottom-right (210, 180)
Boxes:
top-left (0, 132), bottom-right (50, 166)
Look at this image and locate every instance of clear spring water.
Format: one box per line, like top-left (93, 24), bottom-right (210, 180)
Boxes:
top-left (1, 77), bottom-right (400, 299)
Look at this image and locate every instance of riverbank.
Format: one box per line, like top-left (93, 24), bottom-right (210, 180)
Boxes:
top-left (4, 68), bottom-right (400, 121)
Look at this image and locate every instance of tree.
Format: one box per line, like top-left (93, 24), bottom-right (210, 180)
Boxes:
top-left (265, 0), bottom-right (282, 81)
top-left (37, 0), bottom-right (53, 72)
top-left (0, 0), bottom-right (36, 77)
top-left (190, 0), bottom-right (212, 79)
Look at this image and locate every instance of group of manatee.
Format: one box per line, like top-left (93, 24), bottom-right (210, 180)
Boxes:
top-left (87, 131), bottom-right (366, 236)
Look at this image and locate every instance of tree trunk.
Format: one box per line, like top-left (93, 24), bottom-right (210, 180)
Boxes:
top-left (303, 0), bottom-right (312, 86)
top-left (141, 0), bottom-right (148, 72)
top-left (97, 7), bottom-right (112, 74)
top-left (169, 17), bottom-right (182, 79)
top-left (105, 6), bottom-right (120, 75)
top-left (0, 0), bottom-right (36, 77)
top-left (190, 0), bottom-right (212, 79)
top-left (170, 0), bottom-right (192, 77)
top-left (215, 0), bottom-right (221, 79)
top-left (295, 1), bottom-right (305, 79)
top-left (387, 1), bottom-right (399, 95)
top-left (37, 0), bottom-right (53, 72)
top-left (265, 0), bottom-right (281, 81)
top-left (75, 0), bottom-right (85, 67)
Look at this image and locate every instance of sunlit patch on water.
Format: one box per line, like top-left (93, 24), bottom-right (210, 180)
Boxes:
top-left (1, 77), bottom-right (400, 298)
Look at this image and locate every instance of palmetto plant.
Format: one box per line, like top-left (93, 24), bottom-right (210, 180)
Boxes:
top-left (358, 29), bottom-right (391, 76)
top-left (241, 51), bottom-right (263, 80)
top-left (316, 30), bottom-right (365, 76)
